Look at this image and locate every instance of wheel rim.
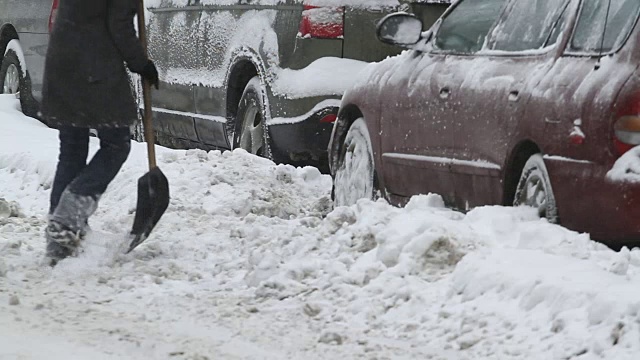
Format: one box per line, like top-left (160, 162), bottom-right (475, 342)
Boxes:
top-left (239, 101), bottom-right (263, 155)
top-left (519, 173), bottom-right (547, 217)
top-left (3, 64), bottom-right (19, 94)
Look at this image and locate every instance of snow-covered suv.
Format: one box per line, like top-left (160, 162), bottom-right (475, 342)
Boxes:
top-left (143, 0), bottom-right (450, 170)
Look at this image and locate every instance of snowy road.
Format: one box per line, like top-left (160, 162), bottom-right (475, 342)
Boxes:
top-left (2, 93), bottom-right (640, 359)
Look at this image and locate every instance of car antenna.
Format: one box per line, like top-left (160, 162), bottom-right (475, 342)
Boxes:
top-left (595, 0), bottom-right (612, 70)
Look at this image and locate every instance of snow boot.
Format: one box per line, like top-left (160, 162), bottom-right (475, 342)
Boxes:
top-left (45, 189), bottom-right (99, 266)
top-left (45, 220), bottom-right (82, 267)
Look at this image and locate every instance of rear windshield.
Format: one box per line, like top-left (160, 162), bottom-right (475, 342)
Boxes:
top-left (569, 0), bottom-right (640, 54)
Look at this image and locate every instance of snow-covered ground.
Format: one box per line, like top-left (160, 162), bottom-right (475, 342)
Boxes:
top-left (2, 93), bottom-right (640, 359)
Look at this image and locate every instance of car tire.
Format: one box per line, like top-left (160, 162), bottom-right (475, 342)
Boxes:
top-left (0, 49), bottom-right (25, 99)
top-left (233, 76), bottom-right (272, 160)
top-left (333, 118), bottom-right (379, 207)
top-left (513, 154), bottom-right (559, 223)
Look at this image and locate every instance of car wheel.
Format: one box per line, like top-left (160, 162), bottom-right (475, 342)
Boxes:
top-left (513, 154), bottom-right (558, 223)
top-left (333, 118), bottom-right (377, 207)
top-left (234, 76), bottom-right (271, 159)
top-left (0, 49), bottom-right (24, 97)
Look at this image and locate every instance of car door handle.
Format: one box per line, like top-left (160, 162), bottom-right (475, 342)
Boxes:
top-left (439, 87), bottom-right (450, 99)
top-left (509, 90), bottom-right (520, 102)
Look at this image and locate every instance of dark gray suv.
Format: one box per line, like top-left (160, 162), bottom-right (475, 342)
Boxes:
top-left (141, 0), bottom-right (449, 169)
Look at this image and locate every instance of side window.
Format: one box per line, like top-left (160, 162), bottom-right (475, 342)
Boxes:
top-left (490, 0), bottom-right (570, 51)
top-left (435, 0), bottom-right (509, 54)
top-left (570, 0), bottom-right (640, 54)
top-left (546, 2), bottom-right (571, 47)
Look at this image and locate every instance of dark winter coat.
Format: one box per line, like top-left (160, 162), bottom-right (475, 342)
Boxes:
top-left (42, 0), bottom-right (148, 129)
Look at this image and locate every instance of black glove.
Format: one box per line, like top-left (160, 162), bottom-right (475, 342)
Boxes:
top-left (140, 60), bottom-right (159, 89)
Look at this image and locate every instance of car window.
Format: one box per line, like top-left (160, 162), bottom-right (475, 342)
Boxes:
top-left (435, 0), bottom-right (509, 54)
top-left (490, 0), bottom-right (570, 52)
top-left (545, 2), bottom-right (571, 47)
top-left (569, 0), bottom-right (640, 54)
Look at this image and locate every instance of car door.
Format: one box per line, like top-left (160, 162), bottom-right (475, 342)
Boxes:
top-left (146, 0), bottom-right (201, 145)
top-left (531, 0), bottom-right (640, 163)
top-left (448, 0), bottom-right (573, 210)
top-left (524, 0), bottom-right (640, 230)
top-left (378, 46), bottom-right (457, 203)
top-left (379, 0), bottom-right (509, 206)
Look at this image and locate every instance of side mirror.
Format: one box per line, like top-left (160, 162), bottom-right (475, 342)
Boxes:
top-left (376, 13), bottom-right (424, 47)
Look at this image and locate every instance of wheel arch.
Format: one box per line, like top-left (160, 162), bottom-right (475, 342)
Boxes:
top-left (502, 140), bottom-right (542, 206)
top-left (226, 59), bottom-right (260, 123)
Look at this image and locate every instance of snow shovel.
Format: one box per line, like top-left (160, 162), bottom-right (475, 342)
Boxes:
top-left (127, 0), bottom-right (170, 253)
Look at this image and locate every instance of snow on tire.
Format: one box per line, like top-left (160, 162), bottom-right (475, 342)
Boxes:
top-left (0, 49), bottom-right (24, 96)
top-left (334, 118), bottom-right (375, 207)
top-left (234, 76), bottom-right (273, 160)
top-left (513, 153), bottom-right (558, 223)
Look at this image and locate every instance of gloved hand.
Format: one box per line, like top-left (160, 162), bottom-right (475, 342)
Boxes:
top-left (140, 60), bottom-right (159, 89)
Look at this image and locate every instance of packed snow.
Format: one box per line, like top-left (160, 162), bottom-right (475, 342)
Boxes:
top-left (2, 93), bottom-right (640, 359)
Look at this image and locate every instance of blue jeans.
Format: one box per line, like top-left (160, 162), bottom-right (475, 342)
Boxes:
top-left (49, 126), bottom-right (131, 214)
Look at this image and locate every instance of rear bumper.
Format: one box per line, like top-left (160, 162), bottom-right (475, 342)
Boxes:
top-left (268, 105), bottom-right (336, 170)
top-left (545, 157), bottom-right (640, 244)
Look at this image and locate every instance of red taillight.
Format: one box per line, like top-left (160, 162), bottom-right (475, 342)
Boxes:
top-left (298, 4), bottom-right (344, 39)
top-left (320, 114), bottom-right (337, 123)
top-left (613, 115), bottom-right (640, 156)
top-left (49, 0), bottom-right (59, 33)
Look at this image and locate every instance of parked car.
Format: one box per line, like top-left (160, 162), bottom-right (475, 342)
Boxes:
top-left (0, 0), bottom-right (54, 118)
top-left (329, 0), bottom-right (640, 244)
top-left (142, 0), bottom-right (449, 170)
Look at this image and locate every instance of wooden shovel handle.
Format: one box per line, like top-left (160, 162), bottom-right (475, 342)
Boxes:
top-left (136, 0), bottom-right (157, 170)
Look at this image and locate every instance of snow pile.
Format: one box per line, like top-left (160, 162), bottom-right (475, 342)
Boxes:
top-left (3, 96), bottom-right (640, 359)
top-left (244, 195), bottom-right (640, 358)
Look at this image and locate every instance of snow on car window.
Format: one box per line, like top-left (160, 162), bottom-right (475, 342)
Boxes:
top-left (435, 0), bottom-right (508, 54)
top-left (570, 0), bottom-right (640, 54)
top-left (490, 0), bottom-right (569, 52)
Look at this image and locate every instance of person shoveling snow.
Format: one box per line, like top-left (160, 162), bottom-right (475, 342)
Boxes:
top-left (41, 0), bottom-right (159, 266)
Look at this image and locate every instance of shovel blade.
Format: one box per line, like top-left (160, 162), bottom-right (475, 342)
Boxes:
top-left (128, 167), bottom-right (169, 253)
